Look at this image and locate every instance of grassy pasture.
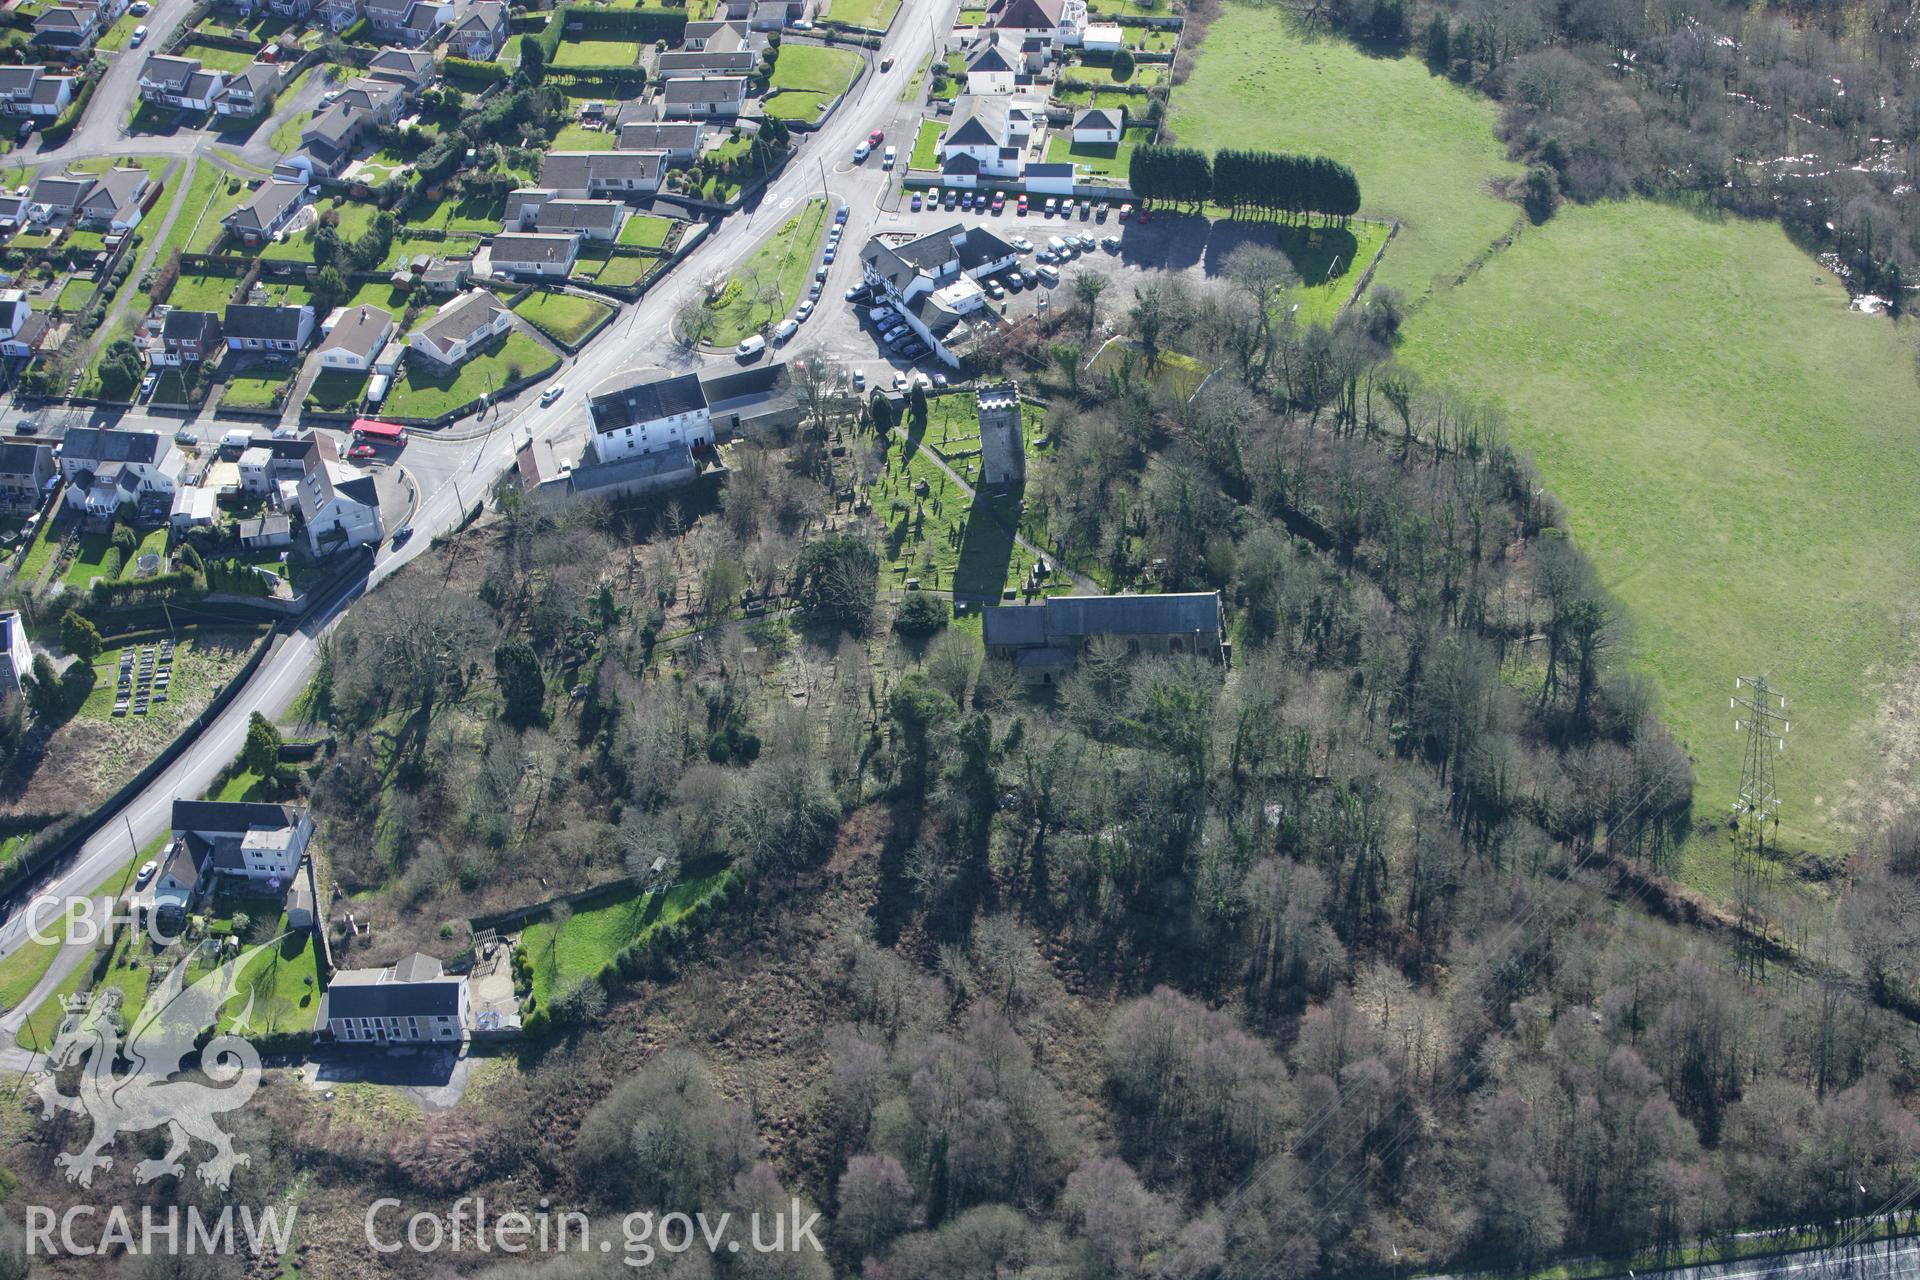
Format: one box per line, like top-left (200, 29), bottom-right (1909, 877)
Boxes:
top-left (1168, 4), bottom-right (1521, 302)
top-left (1401, 198), bottom-right (1920, 889)
top-left (764, 44), bottom-right (863, 121)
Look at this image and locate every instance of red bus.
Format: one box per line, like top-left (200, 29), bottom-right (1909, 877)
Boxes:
top-left (351, 418), bottom-right (408, 445)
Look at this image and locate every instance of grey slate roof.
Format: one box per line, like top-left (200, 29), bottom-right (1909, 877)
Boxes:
top-left (1073, 106), bottom-right (1122, 131)
top-left (589, 369), bottom-right (706, 429)
top-left (224, 303), bottom-right (309, 342)
top-left (569, 443), bottom-right (697, 494)
top-left (172, 798), bottom-right (304, 834)
top-left (982, 593), bottom-right (1224, 647)
top-left (327, 972), bottom-right (464, 1020)
top-left (616, 121), bottom-right (703, 154)
top-left (662, 75), bottom-right (746, 104)
top-left (489, 231), bottom-right (578, 264)
top-left (0, 441), bottom-right (51, 476)
top-left (61, 426), bottom-right (166, 466)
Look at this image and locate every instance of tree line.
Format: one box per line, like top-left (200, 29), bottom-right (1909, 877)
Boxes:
top-left (1129, 143), bottom-right (1362, 221)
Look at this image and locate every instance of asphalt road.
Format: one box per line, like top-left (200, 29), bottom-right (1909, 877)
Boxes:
top-left (0, 0), bottom-right (956, 1047)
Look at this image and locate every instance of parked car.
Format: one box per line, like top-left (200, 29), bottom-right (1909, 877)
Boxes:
top-left (1005, 269), bottom-right (1025, 288)
top-left (1044, 197), bottom-right (1058, 216)
top-left (173, 429), bottom-right (196, 445)
top-left (13, 120), bottom-right (31, 142)
top-left (814, 266), bottom-right (827, 282)
top-left (1077, 234), bottom-right (1098, 251)
top-left (991, 192), bottom-right (1005, 212)
top-left (868, 305), bottom-right (895, 324)
top-left (931, 373), bottom-right (948, 388)
top-left (14, 419), bottom-right (34, 434)
top-left (139, 372), bottom-right (157, 398)
top-left (1046, 235), bottom-right (1068, 254)
top-left (134, 860), bottom-right (157, 887)
top-left (796, 300), bottom-right (814, 321)
top-left (773, 318), bottom-right (799, 343)
top-left (854, 141), bottom-right (871, 162)
top-left (869, 129), bottom-right (886, 146)
top-left (1079, 200), bottom-right (1092, 219)
top-left (901, 341), bottom-right (929, 360)
top-left (882, 324), bottom-right (910, 343)
top-left (846, 284), bottom-right (871, 301)
top-left (853, 370), bottom-right (866, 388)
top-left (1100, 234), bottom-right (1122, 251)
top-left (835, 204), bottom-right (849, 223)
top-left (1095, 203), bottom-right (1109, 222)
top-left (736, 335), bottom-right (766, 359)
top-left (349, 443), bottom-right (377, 460)
top-left (881, 55), bottom-right (895, 70)
top-left (540, 382), bottom-right (565, 405)
top-left (129, 0), bottom-right (149, 12)
top-left (823, 248), bottom-right (836, 263)
top-left (1036, 264), bottom-right (1060, 285)
top-left (129, 23), bottom-right (148, 43)
top-left (1010, 235), bottom-right (1034, 252)
top-left (882, 145), bottom-right (896, 169)
top-left (910, 193), bottom-right (922, 211)
top-left (986, 282), bottom-right (1006, 300)
top-left (1017, 194), bottom-right (1029, 214)
top-left (1137, 206), bottom-right (1152, 223)
top-left (892, 372), bottom-right (909, 390)
top-left (792, 17), bottom-right (813, 28)
top-left (1118, 203), bottom-right (1132, 221)
top-left (1035, 250), bottom-right (1057, 265)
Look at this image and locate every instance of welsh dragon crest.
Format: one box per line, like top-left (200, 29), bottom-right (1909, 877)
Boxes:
top-left (35, 936), bottom-right (281, 1189)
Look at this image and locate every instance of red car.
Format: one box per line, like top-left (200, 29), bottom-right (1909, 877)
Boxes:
top-left (868, 129), bottom-right (885, 146)
top-left (1017, 194), bottom-right (1028, 214)
top-left (348, 444), bottom-right (376, 460)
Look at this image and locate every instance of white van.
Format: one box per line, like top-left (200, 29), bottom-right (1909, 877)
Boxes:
top-left (1046, 236), bottom-right (1069, 255)
top-left (736, 335), bottom-right (766, 359)
top-left (854, 141), bottom-right (871, 162)
top-left (882, 145), bottom-right (897, 169)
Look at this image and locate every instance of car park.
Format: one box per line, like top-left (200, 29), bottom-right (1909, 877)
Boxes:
top-left (540, 382), bottom-right (565, 405)
top-left (1010, 235), bottom-right (1034, 253)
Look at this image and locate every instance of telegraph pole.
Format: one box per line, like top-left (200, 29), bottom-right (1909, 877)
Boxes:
top-left (1731, 673), bottom-right (1789, 981)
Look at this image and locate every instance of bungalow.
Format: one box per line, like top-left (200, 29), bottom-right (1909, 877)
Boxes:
top-left (221, 179), bottom-right (307, 245)
top-left (315, 305), bottom-right (395, 373)
top-left (0, 441), bottom-right (53, 513)
top-left (152, 800), bottom-right (315, 911)
top-left (655, 49), bottom-right (758, 81)
top-left (1022, 161), bottom-right (1076, 196)
top-left (488, 231), bottom-right (580, 278)
top-left (0, 66), bottom-right (74, 119)
top-left (409, 289), bottom-right (512, 368)
top-left (506, 194), bottom-right (625, 242)
top-left (983, 592), bottom-right (1225, 681)
top-left (660, 76), bottom-right (747, 120)
top-left (965, 40), bottom-right (1017, 95)
top-left (213, 63), bottom-right (277, 118)
top-left (57, 428), bottom-right (188, 515)
top-left (683, 18), bottom-right (751, 50)
top-left (736, 0), bottom-right (809, 31)
top-left (223, 303), bottom-right (315, 354)
top-left (138, 55), bottom-right (226, 111)
top-left (297, 457), bottom-right (383, 554)
top-left (614, 121), bottom-right (704, 164)
top-left (449, 0), bottom-right (507, 59)
top-left (156, 309), bottom-right (222, 366)
top-left (1071, 105), bottom-right (1123, 144)
top-left (324, 953), bottom-right (468, 1044)
top-left (366, 47), bottom-right (436, 95)
top-left (539, 150), bottom-right (665, 198)
top-left (0, 610), bottom-right (30, 697)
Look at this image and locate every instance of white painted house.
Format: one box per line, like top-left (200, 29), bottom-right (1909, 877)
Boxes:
top-left (325, 953), bottom-right (468, 1044)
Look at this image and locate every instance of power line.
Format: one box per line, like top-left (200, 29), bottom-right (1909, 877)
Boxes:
top-left (1732, 674), bottom-right (1789, 982)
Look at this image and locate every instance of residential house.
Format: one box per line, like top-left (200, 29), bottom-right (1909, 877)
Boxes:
top-left (987, 0), bottom-right (1087, 49)
top-left (1022, 160), bottom-right (1075, 196)
top-left (297, 456), bottom-right (383, 554)
top-left (237, 513), bottom-right (292, 550)
top-left (0, 290), bottom-right (33, 349)
top-left (976, 381), bottom-right (1025, 487)
top-left (614, 121), bottom-right (704, 163)
top-left (449, 0), bottom-right (507, 58)
top-left (858, 223), bottom-right (1018, 368)
top-left (364, 0), bottom-right (454, 44)
top-left (504, 190), bottom-right (626, 241)
top-left (729, 0), bottom-right (809, 31)
top-left (366, 47), bottom-right (436, 95)
top-left (539, 150), bottom-right (664, 198)
top-left (409, 289), bottom-right (512, 367)
top-left (0, 65), bottom-right (75, 118)
top-left (315, 305), bottom-right (394, 372)
top-left (488, 231), bottom-right (580, 278)
top-left (0, 609), bottom-right (32, 697)
top-left (0, 442), bottom-right (52, 513)
top-left (269, 0), bottom-right (314, 18)
top-left (698, 361), bottom-right (802, 437)
top-left (338, 75), bottom-right (405, 121)
top-left (213, 63), bottom-right (277, 118)
top-left (31, 4), bottom-right (106, 52)
top-left (656, 48), bottom-right (758, 81)
top-left (221, 179), bottom-right (307, 245)
top-left (57, 427), bottom-right (187, 515)
top-left (324, 953), bottom-right (468, 1044)
top-left (547, 444), bottom-right (698, 505)
top-left (28, 168), bottom-right (149, 231)
top-left (0, 312), bottom-right (46, 360)
top-left (156, 309), bottom-right (222, 366)
top-left (583, 360), bottom-right (800, 459)
top-left (152, 800), bottom-right (316, 910)
top-left (683, 17), bottom-right (751, 49)
top-left (138, 54), bottom-right (226, 111)
top-left (168, 484), bottom-right (217, 528)
top-left (224, 303), bottom-right (314, 354)
top-left (1070, 105), bottom-right (1123, 144)
top-left (965, 40), bottom-right (1017, 95)
top-left (939, 95), bottom-right (1038, 181)
top-left (293, 99), bottom-right (378, 178)
top-left (660, 75), bottom-right (747, 120)
top-left (240, 432), bottom-right (335, 496)
top-left (983, 592), bottom-right (1225, 681)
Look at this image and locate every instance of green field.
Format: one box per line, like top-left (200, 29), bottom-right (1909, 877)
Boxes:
top-left (1401, 199), bottom-right (1920, 886)
top-left (823, 0), bottom-right (900, 28)
top-left (616, 213), bottom-right (676, 249)
top-left (510, 290), bottom-right (613, 345)
top-left (383, 329), bottom-right (556, 419)
top-left (552, 39), bottom-right (640, 68)
top-left (701, 196), bottom-right (826, 345)
top-left (1169, 4), bottom-right (1521, 302)
top-left (764, 43), bottom-right (863, 121)
top-left (523, 871), bottom-right (732, 1007)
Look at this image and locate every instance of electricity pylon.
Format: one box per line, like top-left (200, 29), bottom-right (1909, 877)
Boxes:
top-left (1731, 675), bottom-right (1789, 981)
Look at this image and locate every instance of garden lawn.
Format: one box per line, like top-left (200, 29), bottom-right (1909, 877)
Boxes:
top-left (572, 249), bottom-right (658, 287)
top-left (702, 196), bottom-right (826, 345)
top-left (14, 509), bottom-right (65, 584)
top-left (182, 173), bottom-right (250, 254)
top-left (824, 0), bottom-right (900, 27)
top-left (220, 368), bottom-right (291, 411)
top-left (148, 158), bottom-right (226, 269)
top-left (1264, 216), bottom-right (1391, 326)
top-left (616, 213), bottom-right (677, 249)
top-left (511, 290), bottom-right (612, 345)
top-left (406, 187), bottom-right (506, 233)
top-left (1169, 3), bottom-right (1521, 301)
top-left (764, 43), bottom-right (863, 121)
top-left (911, 118), bottom-right (943, 170)
top-left (552, 40), bottom-right (641, 68)
top-left (180, 40), bottom-right (261, 73)
top-left (306, 369), bottom-right (368, 411)
top-left (164, 271), bottom-right (244, 311)
top-left (1043, 125), bottom-right (1153, 178)
top-left (1400, 199), bottom-right (1920, 890)
top-left (58, 533), bottom-right (122, 591)
top-left (94, 12), bottom-right (139, 49)
top-left (216, 926), bottom-right (320, 1036)
top-left (383, 329), bottom-right (555, 419)
top-left (55, 275), bottom-right (95, 314)
top-left (269, 108), bottom-right (313, 154)
top-left (523, 870), bottom-right (732, 1007)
